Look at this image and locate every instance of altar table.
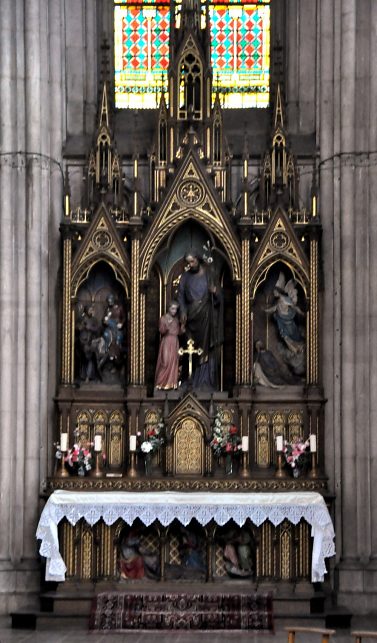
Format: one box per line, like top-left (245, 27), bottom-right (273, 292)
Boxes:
top-left (36, 490), bottom-right (335, 583)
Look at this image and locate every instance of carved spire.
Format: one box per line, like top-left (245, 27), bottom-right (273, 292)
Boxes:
top-left (259, 83), bottom-right (299, 210)
top-left (84, 81), bottom-right (123, 207)
top-left (274, 83), bottom-right (284, 129)
top-left (180, 0), bottom-right (202, 33)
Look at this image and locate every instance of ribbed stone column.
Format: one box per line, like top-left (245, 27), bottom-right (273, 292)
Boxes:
top-left (0, 0), bottom-right (18, 579)
top-left (353, 0), bottom-right (371, 565)
top-left (369, 0), bottom-right (377, 568)
top-left (338, 0), bottom-right (357, 563)
top-left (321, 0), bottom-right (377, 612)
top-left (319, 0), bottom-right (339, 504)
top-left (23, 0), bottom-right (45, 570)
top-left (0, 0), bottom-right (65, 613)
top-left (46, 0), bottom-right (64, 477)
top-left (286, 0), bottom-right (317, 133)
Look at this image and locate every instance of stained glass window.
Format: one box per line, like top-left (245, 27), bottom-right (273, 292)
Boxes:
top-left (114, 0), bottom-right (270, 109)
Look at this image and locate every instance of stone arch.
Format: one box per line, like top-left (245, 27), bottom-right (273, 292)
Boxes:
top-left (141, 213), bottom-right (240, 283)
top-left (71, 257), bottom-right (130, 299)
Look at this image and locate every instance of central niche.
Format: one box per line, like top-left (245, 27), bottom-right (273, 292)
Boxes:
top-left (144, 221), bottom-right (236, 395)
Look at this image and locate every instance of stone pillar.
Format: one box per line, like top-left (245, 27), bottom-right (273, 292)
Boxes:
top-left (319, 0), bottom-right (340, 526)
top-left (368, 0), bottom-right (377, 573)
top-left (0, 0), bottom-right (65, 613)
top-left (319, 0), bottom-right (377, 612)
top-left (0, 1), bottom-right (20, 608)
top-left (286, 0), bottom-right (317, 133)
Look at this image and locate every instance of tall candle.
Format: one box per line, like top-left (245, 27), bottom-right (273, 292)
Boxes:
top-left (310, 434), bottom-right (317, 453)
top-left (242, 436), bottom-right (249, 452)
top-left (94, 435), bottom-right (102, 452)
top-left (276, 435), bottom-right (284, 452)
top-left (60, 432), bottom-right (68, 452)
top-left (129, 435), bottom-right (137, 452)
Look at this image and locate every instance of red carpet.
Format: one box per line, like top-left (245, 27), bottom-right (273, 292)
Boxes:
top-left (89, 591), bottom-right (273, 631)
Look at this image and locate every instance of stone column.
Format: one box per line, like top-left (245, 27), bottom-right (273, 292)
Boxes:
top-left (0, 0), bottom-right (65, 613)
top-left (319, 0), bottom-right (339, 502)
top-left (0, 0), bottom-right (20, 604)
top-left (320, 0), bottom-right (377, 613)
top-left (368, 0), bottom-right (377, 571)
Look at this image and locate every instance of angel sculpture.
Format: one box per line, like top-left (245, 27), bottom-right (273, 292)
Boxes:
top-left (265, 273), bottom-right (306, 376)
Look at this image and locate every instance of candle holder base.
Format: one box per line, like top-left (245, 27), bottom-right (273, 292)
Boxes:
top-left (308, 453), bottom-right (318, 478)
top-left (128, 452), bottom-right (138, 478)
top-left (57, 452), bottom-right (70, 478)
top-left (90, 452), bottom-right (102, 478)
top-left (275, 453), bottom-right (289, 478)
top-left (239, 453), bottom-right (250, 478)
top-left (56, 467), bottom-right (70, 478)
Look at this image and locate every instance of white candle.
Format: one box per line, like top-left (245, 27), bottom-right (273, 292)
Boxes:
top-left (276, 435), bottom-right (284, 452)
top-left (242, 436), bottom-right (249, 452)
top-left (94, 435), bottom-right (102, 452)
top-left (129, 435), bottom-right (137, 452)
top-left (310, 434), bottom-right (317, 452)
top-left (60, 432), bottom-right (68, 452)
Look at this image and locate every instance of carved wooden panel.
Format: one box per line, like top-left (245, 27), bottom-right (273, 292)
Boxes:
top-left (174, 418), bottom-right (203, 475)
top-left (256, 411), bottom-right (270, 467)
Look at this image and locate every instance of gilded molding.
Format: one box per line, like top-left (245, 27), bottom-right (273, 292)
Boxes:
top-left (241, 238), bottom-right (250, 383)
top-left (45, 476), bottom-right (328, 493)
top-left (130, 237), bottom-right (140, 384)
top-left (62, 237), bottom-right (72, 383)
top-left (309, 239), bottom-right (319, 384)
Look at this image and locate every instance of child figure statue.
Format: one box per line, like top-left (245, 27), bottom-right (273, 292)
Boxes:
top-left (155, 301), bottom-right (182, 390)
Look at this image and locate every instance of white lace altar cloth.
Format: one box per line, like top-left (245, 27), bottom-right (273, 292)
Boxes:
top-left (36, 490), bottom-right (335, 583)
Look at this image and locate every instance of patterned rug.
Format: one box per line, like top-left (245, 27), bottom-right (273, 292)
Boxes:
top-left (89, 591), bottom-right (273, 631)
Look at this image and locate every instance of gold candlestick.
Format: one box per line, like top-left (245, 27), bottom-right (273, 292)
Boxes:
top-left (308, 451), bottom-right (318, 478)
top-left (275, 452), bottom-right (288, 478)
top-left (128, 451), bottom-right (138, 478)
top-left (57, 450), bottom-right (69, 478)
top-left (240, 451), bottom-right (250, 478)
top-left (91, 451), bottom-right (102, 478)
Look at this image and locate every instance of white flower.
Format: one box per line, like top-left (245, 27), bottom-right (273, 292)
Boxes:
top-left (141, 441), bottom-right (153, 454)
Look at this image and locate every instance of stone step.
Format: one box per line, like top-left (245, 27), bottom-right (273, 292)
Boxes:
top-left (11, 583), bottom-right (332, 630)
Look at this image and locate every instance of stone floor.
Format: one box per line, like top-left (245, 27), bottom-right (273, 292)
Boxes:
top-left (1, 617), bottom-right (377, 643)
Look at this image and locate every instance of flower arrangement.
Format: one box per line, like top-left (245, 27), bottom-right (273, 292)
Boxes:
top-left (138, 420), bottom-right (164, 456)
top-left (55, 429), bottom-right (106, 476)
top-left (283, 437), bottom-right (310, 474)
top-left (65, 443), bottom-right (94, 476)
top-left (210, 407), bottom-right (242, 458)
top-left (137, 414), bottom-right (165, 475)
top-left (55, 440), bottom-right (93, 476)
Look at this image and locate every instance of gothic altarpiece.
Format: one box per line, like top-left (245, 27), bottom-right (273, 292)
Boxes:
top-left (48, 4), bottom-right (327, 590)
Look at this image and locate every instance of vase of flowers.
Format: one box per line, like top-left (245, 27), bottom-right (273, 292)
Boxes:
top-left (55, 440), bottom-right (94, 476)
top-left (137, 418), bottom-right (164, 476)
top-left (210, 407), bottom-right (242, 475)
top-left (282, 437), bottom-right (310, 477)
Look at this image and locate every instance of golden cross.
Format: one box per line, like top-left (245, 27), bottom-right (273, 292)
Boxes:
top-left (178, 339), bottom-right (203, 380)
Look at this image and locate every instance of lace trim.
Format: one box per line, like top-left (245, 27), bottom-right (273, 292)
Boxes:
top-left (36, 492), bottom-right (335, 583)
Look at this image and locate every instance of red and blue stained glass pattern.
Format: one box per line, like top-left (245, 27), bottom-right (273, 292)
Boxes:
top-left (114, 1), bottom-right (270, 109)
top-left (211, 4), bottom-right (270, 107)
top-left (115, 4), bottom-right (170, 108)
